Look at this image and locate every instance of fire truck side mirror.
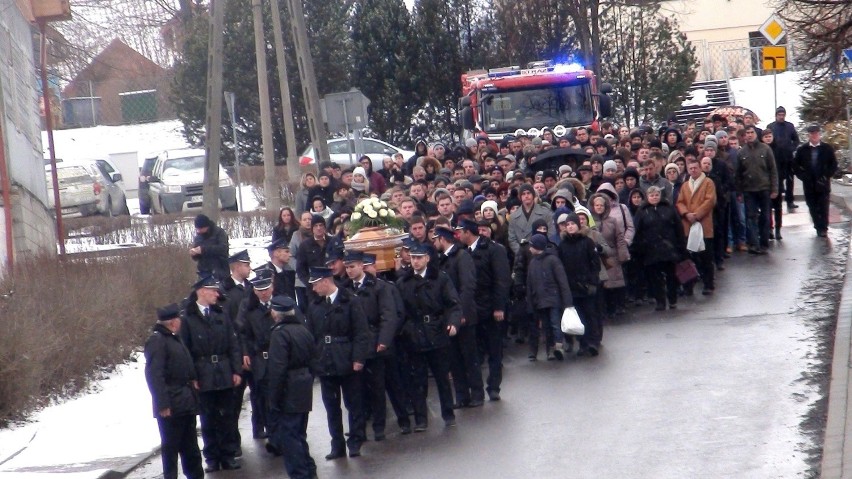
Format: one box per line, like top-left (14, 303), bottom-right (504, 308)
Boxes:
top-left (599, 94), bottom-right (613, 119)
top-left (460, 107), bottom-right (475, 130)
top-left (459, 97), bottom-right (472, 108)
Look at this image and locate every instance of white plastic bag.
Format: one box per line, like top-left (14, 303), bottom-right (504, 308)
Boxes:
top-left (687, 222), bottom-right (705, 252)
top-left (560, 307), bottom-right (585, 335)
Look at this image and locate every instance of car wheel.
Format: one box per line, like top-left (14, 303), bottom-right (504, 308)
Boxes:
top-left (122, 200), bottom-right (130, 215)
top-left (103, 198), bottom-right (114, 217)
top-left (160, 199), bottom-right (171, 215)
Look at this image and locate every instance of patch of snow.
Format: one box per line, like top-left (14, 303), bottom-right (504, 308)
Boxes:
top-left (728, 71), bottom-right (813, 128)
top-left (682, 88), bottom-right (709, 107)
top-left (0, 354), bottom-right (160, 477)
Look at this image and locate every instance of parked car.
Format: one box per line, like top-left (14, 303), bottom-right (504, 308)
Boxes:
top-left (138, 155), bottom-right (158, 215)
top-left (147, 149), bottom-right (237, 214)
top-left (82, 159), bottom-right (130, 216)
top-left (299, 138), bottom-right (414, 172)
top-left (45, 163), bottom-right (100, 218)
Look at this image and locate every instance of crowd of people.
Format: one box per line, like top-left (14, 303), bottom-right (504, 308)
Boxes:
top-left (143, 108), bottom-right (839, 479)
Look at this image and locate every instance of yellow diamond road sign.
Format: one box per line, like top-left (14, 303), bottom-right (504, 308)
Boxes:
top-left (759, 14), bottom-right (786, 46)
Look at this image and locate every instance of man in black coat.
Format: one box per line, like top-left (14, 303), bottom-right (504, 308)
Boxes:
top-left (179, 275), bottom-right (243, 472)
top-left (396, 242), bottom-right (462, 430)
top-left (306, 266), bottom-right (370, 459)
top-left (220, 250), bottom-right (253, 446)
top-left (237, 268), bottom-right (276, 441)
top-left (144, 303), bottom-right (204, 479)
top-left (432, 226), bottom-right (484, 408)
top-left (342, 250), bottom-right (403, 440)
top-left (296, 215), bottom-right (333, 306)
top-left (456, 218), bottom-right (511, 401)
top-left (793, 124), bottom-right (839, 237)
top-left (766, 106), bottom-right (801, 209)
top-left (266, 238), bottom-right (296, 299)
top-left (266, 295), bottom-right (318, 479)
top-left (190, 214), bottom-right (230, 279)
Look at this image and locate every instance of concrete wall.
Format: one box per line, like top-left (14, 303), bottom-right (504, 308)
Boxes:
top-left (0, 0), bottom-right (58, 271)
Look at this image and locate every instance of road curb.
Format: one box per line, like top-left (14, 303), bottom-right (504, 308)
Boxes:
top-left (821, 192), bottom-right (852, 478)
top-left (97, 446), bottom-right (161, 479)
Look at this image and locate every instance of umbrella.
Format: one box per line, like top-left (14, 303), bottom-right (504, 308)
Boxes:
top-left (526, 148), bottom-right (590, 172)
top-left (706, 106), bottom-right (760, 124)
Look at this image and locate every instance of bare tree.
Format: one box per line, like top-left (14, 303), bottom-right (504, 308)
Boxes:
top-left (779, 0), bottom-right (852, 81)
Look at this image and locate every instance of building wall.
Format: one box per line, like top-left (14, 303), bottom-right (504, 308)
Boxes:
top-left (0, 0), bottom-right (57, 271)
top-left (663, 0), bottom-right (780, 81)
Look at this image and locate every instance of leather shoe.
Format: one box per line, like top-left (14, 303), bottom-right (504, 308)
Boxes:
top-left (467, 398), bottom-right (484, 408)
top-left (204, 462), bottom-right (220, 473)
top-left (374, 432), bottom-right (386, 442)
top-left (221, 458), bottom-right (240, 470)
top-left (265, 442), bottom-right (282, 456)
top-left (348, 446), bottom-right (362, 458)
top-left (414, 423), bottom-right (427, 433)
top-left (487, 390), bottom-right (501, 401)
top-left (400, 425), bottom-right (412, 435)
top-left (444, 417), bottom-right (457, 427)
top-left (325, 450), bottom-right (346, 460)
top-left (453, 400), bottom-right (470, 410)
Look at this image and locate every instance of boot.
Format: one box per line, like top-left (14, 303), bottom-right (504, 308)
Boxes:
top-left (553, 343), bottom-right (564, 361)
top-left (528, 342), bottom-right (538, 361)
top-left (775, 227), bottom-right (782, 240)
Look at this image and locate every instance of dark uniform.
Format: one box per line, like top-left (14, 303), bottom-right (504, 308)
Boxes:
top-left (267, 238), bottom-right (297, 299)
top-left (434, 227), bottom-right (484, 408)
top-left (144, 304), bottom-right (203, 479)
top-left (396, 243), bottom-right (462, 429)
top-left (793, 126), bottom-right (838, 237)
top-left (191, 214), bottom-right (230, 279)
top-left (462, 220), bottom-right (511, 400)
top-left (237, 269), bottom-right (276, 440)
top-left (343, 251), bottom-right (403, 440)
top-left (179, 276), bottom-right (243, 471)
top-left (222, 250), bottom-right (254, 441)
top-left (306, 267), bottom-right (371, 458)
top-left (266, 296), bottom-right (318, 479)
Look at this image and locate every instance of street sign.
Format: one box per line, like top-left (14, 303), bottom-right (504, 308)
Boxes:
top-left (834, 72), bottom-right (852, 80)
top-left (322, 89), bottom-right (371, 133)
top-left (759, 14), bottom-right (786, 46)
top-left (844, 49), bottom-right (852, 63)
top-left (762, 46), bottom-right (787, 72)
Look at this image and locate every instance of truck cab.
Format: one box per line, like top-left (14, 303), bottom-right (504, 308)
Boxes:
top-left (147, 149), bottom-right (237, 214)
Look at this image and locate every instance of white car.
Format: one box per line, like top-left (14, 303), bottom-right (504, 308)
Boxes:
top-left (299, 138), bottom-right (414, 172)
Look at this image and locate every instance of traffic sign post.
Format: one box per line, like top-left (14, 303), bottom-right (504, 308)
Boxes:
top-left (759, 14), bottom-right (787, 111)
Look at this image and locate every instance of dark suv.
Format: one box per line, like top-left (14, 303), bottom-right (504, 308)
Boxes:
top-left (138, 156), bottom-right (158, 215)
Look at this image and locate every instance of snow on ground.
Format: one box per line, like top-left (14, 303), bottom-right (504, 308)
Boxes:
top-left (0, 354), bottom-right (159, 477)
top-left (729, 71), bottom-right (813, 128)
top-left (43, 120), bottom-right (192, 167)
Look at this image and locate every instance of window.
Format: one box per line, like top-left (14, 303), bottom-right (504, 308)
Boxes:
top-left (363, 140), bottom-right (392, 155)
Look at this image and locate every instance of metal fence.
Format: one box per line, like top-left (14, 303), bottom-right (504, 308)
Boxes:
top-left (691, 38), bottom-right (803, 82)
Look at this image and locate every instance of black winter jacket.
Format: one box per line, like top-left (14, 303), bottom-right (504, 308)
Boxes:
top-left (267, 315), bottom-right (316, 413)
top-left (557, 231), bottom-right (601, 298)
top-left (526, 247), bottom-right (573, 310)
top-left (793, 142), bottom-right (838, 192)
top-left (237, 295), bottom-right (275, 382)
top-left (144, 323), bottom-right (198, 417)
top-left (179, 297), bottom-right (242, 392)
top-left (468, 236), bottom-right (511, 317)
top-left (222, 277), bottom-right (253, 339)
top-left (295, 235), bottom-right (330, 286)
top-left (632, 200), bottom-right (685, 266)
top-left (345, 273), bottom-right (402, 357)
top-left (266, 261), bottom-right (296, 299)
top-left (307, 288), bottom-right (370, 377)
top-left (396, 266), bottom-right (462, 352)
top-left (191, 225), bottom-right (229, 278)
top-left (437, 243), bottom-right (478, 326)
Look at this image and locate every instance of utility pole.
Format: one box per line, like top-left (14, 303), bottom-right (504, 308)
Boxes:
top-left (252, 0), bottom-right (280, 212)
top-left (269, 0), bottom-right (301, 185)
top-left (283, 0), bottom-right (329, 167)
top-left (203, 0), bottom-right (226, 221)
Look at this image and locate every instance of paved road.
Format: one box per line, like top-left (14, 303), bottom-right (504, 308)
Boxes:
top-left (129, 206), bottom-right (850, 479)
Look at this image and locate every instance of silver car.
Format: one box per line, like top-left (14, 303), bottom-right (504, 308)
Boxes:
top-left (82, 159), bottom-right (130, 216)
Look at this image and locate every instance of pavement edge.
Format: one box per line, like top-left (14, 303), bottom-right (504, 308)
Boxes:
top-left (97, 446), bottom-right (161, 479)
top-left (821, 188), bottom-right (852, 479)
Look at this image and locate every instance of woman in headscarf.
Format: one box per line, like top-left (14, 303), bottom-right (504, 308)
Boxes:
top-left (589, 192), bottom-right (629, 318)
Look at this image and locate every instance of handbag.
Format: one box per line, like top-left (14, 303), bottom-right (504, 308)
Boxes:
top-left (675, 259), bottom-right (700, 285)
top-left (560, 307), bottom-right (585, 336)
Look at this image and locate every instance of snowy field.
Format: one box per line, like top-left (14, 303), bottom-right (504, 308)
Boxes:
top-left (729, 70), bottom-right (812, 128)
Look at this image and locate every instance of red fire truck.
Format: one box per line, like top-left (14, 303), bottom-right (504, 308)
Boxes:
top-left (459, 60), bottom-right (612, 140)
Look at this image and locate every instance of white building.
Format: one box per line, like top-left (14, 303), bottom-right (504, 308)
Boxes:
top-left (0, 0), bottom-right (58, 273)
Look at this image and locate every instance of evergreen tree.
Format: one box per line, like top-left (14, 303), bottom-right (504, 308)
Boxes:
top-left (799, 80), bottom-right (852, 124)
top-left (599, 5), bottom-right (696, 126)
top-left (350, 0), bottom-right (422, 145)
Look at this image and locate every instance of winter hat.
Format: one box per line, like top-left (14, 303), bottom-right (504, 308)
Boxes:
top-left (194, 214), bottom-right (213, 229)
top-left (480, 200), bottom-right (499, 216)
top-left (532, 136), bottom-right (543, 147)
top-left (353, 166), bottom-right (366, 178)
top-left (603, 160), bottom-right (617, 172)
top-left (703, 140), bottom-right (718, 152)
top-left (714, 130), bottom-right (728, 140)
top-left (529, 234), bottom-right (548, 251)
top-left (664, 163), bottom-right (680, 175)
top-left (465, 138), bottom-right (478, 149)
top-left (518, 183), bottom-right (535, 197)
top-left (623, 167), bottom-right (640, 182)
top-left (558, 164), bottom-right (572, 175)
top-left (595, 182), bottom-right (618, 201)
top-left (574, 205), bottom-right (596, 228)
top-left (558, 212), bottom-right (580, 226)
top-left (530, 218), bottom-right (548, 235)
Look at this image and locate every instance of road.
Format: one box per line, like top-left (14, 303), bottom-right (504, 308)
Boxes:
top-left (129, 206), bottom-right (849, 479)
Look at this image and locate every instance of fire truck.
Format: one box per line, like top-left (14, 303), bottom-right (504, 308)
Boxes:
top-left (458, 60), bottom-right (613, 140)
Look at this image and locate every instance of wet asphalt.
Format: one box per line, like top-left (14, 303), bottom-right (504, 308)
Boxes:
top-left (128, 206), bottom-right (850, 479)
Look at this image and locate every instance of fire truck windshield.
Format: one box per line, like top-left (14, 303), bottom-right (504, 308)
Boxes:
top-left (480, 83), bottom-right (594, 132)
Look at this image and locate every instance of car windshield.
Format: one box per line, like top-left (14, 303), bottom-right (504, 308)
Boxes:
top-left (480, 82), bottom-right (594, 131)
top-left (164, 156), bottom-right (205, 171)
top-left (49, 166), bottom-right (91, 185)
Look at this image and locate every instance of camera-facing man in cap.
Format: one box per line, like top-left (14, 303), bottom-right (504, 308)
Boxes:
top-left (793, 124), bottom-right (838, 237)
